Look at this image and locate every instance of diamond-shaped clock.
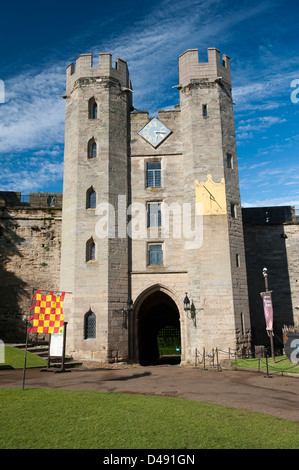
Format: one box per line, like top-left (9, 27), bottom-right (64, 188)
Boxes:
top-left (138, 117), bottom-right (172, 148)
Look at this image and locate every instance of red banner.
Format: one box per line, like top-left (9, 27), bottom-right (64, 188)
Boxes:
top-left (261, 292), bottom-right (273, 331)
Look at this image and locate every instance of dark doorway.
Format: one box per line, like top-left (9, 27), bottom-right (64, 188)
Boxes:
top-left (137, 290), bottom-right (181, 366)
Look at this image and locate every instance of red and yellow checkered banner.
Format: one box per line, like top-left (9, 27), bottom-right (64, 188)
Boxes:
top-left (28, 289), bottom-right (65, 334)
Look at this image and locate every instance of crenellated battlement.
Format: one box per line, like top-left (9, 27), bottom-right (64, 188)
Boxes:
top-left (178, 48), bottom-right (231, 87)
top-left (66, 53), bottom-right (131, 94)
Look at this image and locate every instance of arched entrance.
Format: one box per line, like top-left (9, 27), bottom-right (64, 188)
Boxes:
top-left (136, 287), bottom-right (181, 366)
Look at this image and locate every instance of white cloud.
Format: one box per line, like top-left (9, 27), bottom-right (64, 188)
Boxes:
top-left (242, 197), bottom-right (299, 209)
top-left (233, 69), bottom-right (299, 113)
top-left (0, 158), bottom-right (64, 192)
top-left (94, 0), bottom-right (275, 113)
top-left (249, 161), bottom-right (271, 169)
top-left (237, 116), bottom-right (287, 135)
top-left (0, 66), bottom-right (65, 154)
top-left (33, 146), bottom-right (62, 157)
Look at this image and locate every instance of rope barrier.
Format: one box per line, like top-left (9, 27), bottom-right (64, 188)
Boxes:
top-left (194, 346), bottom-right (299, 375)
top-left (259, 357), bottom-right (299, 373)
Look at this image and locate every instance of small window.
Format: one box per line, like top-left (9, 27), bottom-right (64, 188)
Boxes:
top-left (202, 104), bottom-right (208, 117)
top-left (148, 203), bottom-right (162, 227)
top-left (236, 253), bottom-right (240, 267)
top-left (92, 102), bottom-right (97, 119)
top-left (86, 187), bottom-right (96, 209)
top-left (230, 203), bottom-right (237, 218)
top-left (86, 237), bottom-right (96, 262)
top-left (147, 162), bottom-right (161, 187)
top-left (88, 138), bottom-right (97, 159)
top-left (227, 154), bottom-right (233, 169)
top-left (84, 310), bottom-right (96, 339)
top-left (148, 244), bottom-right (163, 266)
top-left (88, 97), bottom-right (98, 119)
top-left (91, 142), bottom-right (97, 158)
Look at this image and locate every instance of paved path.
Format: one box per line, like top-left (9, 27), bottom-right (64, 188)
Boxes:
top-left (1, 364), bottom-right (298, 422)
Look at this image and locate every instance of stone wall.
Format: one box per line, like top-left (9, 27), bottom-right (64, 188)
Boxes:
top-left (243, 206), bottom-right (299, 349)
top-left (285, 222), bottom-right (299, 324)
top-left (0, 199), bottom-right (62, 343)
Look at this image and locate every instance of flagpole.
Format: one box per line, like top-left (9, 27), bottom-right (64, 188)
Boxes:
top-left (22, 288), bottom-right (36, 390)
top-left (22, 323), bottom-right (29, 390)
top-left (30, 288), bottom-right (72, 295)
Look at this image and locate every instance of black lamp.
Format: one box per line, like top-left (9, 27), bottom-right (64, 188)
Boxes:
top-left (114, 297), bottom-right (134, 329)
top-left (183, 293), bottom-right (190, 311)
top-left (183, 293), bottom-right (197, 327)
top-left (127, 297), bottom-right (133, 312)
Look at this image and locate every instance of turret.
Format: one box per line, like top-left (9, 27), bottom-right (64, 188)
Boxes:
top-left (178, 48), bottom-right (231, 87)
top-left (60, 52), bottom-right (132, 362)
top-left (66, 53), bottom-right (131, 94)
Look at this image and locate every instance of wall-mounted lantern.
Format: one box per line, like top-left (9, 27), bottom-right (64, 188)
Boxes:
top-left (183, 293), bottom-right (197, 327)
top-left (114, 297), bottom-right (134, 329)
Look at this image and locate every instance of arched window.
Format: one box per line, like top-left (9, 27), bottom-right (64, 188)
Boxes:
top-left (88, 138), bottom-right (97, 159)
top-left (88, 97), bottom-right (98, 119)
top-left (84, 310), bottom-right (96, 339)
top-left (92, 102), bottom-right (97, 119)
top-left (86, 187), bottom-right (96, 209)
top-left (86, 237), bottom-right (96, 262)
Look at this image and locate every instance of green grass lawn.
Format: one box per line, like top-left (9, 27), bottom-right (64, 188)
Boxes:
top-left (1, 348), bottom-right (298, 449)
top-left (0, 346), bottom-right (48, 369)
top-left (0, 388), bottom-right (298, 449)
top-left (233, 355), bottom-right (299, 374)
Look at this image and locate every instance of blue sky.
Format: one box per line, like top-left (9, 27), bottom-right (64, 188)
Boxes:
top-left (0, 0), bottom-right (298, 209)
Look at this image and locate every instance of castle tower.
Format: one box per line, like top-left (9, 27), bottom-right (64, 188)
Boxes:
top-left (178, 48), bottom-right (251, 356)
top-left (60, 53), bottom-right (132, 361)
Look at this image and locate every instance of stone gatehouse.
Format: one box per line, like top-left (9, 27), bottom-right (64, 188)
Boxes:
top-left (0, 49), bottom-right (298, 364)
